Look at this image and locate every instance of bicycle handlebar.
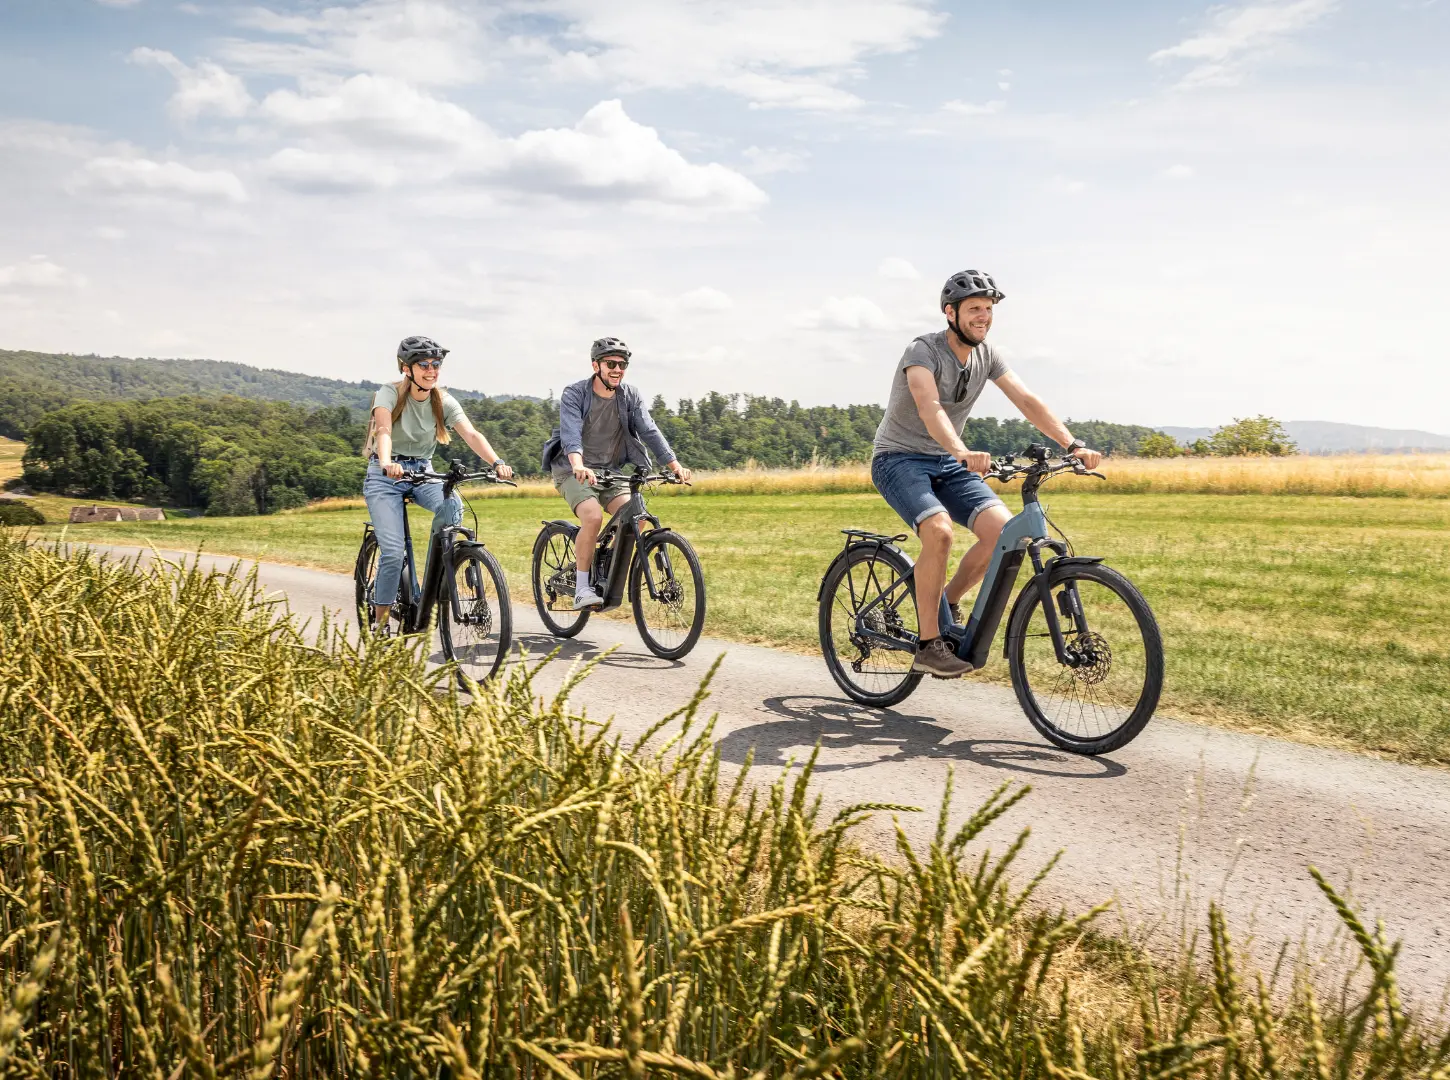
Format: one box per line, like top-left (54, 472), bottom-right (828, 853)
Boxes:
top-left (985, 444), bottom-right (1105, 484)
top-left (587, 467), bottom-right (689, 488)
top-left (395, 464), bottom-right (518, 488)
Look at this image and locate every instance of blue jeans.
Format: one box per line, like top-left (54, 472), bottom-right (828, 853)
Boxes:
top-left (871, 452), bottom-right (1005, 531)
top-left (363, 458), bottom-right (462, 608)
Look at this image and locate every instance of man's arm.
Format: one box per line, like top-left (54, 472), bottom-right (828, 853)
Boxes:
top-left (992, 371), bottom-right (1102, 468)
top-left (630, 390), bottom-right (689, 479)
top-left (906, 366), bottom-right (991, 473)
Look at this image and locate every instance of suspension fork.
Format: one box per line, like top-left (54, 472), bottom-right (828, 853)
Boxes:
top-left (633, 517), bottom-right (672, 601)
top-left (1029, 540), bottom-right (1081, 667)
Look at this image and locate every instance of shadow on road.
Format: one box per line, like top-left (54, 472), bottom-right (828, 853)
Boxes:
top-left (715, 694), bottom-right (1129, 779)
top-left (509, 633), bottom-right (684, 672)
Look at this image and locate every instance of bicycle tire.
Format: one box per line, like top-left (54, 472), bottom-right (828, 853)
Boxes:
top-left (531, 522), bottom-right (591, 638)
top-left (354, 533), bottom-right (407, 638)
top-left (629, 531), bottom-right (706, 660)
top-left (437, 543), bottom-right (512, 687)
top-left (818, 543), bottom-right (924, 708)
top-left (1005, 561), bottom-right (1163, 755)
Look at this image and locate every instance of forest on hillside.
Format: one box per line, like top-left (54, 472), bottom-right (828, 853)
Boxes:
top-left (11, 353), bottom-right (1166, 514)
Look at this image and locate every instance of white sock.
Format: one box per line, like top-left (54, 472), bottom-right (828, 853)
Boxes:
top-left (575, 571), bottom-right (593, 597)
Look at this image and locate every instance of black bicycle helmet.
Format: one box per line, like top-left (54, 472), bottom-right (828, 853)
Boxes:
top-left (940, 270), bottom-right (1005, 309)
top-left (590, 336), bottom-right (631, 363)
top-left (397, 335), bottom-right (448, 370)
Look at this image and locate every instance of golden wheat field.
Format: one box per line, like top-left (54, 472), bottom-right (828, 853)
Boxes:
top-left (291, 453), bottom-right (1450, 512)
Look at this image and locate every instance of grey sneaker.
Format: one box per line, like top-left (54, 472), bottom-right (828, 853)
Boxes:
top-left (573, 586), bottom-right (604, 609)
top-left (948, 601), bottom-right (963, 628)
top-left (911, 637), bottom-right (973, 678)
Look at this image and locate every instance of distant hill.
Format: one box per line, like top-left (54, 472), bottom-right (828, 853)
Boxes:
top-left (0, 349), bottom-right (494, 440)
top-left (1159, 421), bottom-right (1450, 454)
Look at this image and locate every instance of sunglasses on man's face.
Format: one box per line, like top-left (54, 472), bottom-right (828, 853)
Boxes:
top-left (599, 357), bottom-right (629, 371)
top-left (411, 358), bottom-right (444, 370)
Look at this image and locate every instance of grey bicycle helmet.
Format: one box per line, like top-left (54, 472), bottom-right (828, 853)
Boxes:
top-left (940, 270), bottom-right (1005, 309)
top-left (397, 335), bottom-right (448, 369)
top-left (590, 336), bottom-right (631, 363)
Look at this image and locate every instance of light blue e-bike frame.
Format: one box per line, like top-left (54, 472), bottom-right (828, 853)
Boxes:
top-left (850, 485), bottom-right (1098, 670)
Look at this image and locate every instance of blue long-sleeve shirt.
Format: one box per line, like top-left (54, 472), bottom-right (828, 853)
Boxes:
top-left (541, 377), bottom-right (676, 474)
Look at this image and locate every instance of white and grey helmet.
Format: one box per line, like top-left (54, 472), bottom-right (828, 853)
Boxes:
top-left (590, 337), bottom-right (631, 363)
top-left (397, 335), bottom-right (448, 370)
top-left (940, 270), bottom-right (1005, 309)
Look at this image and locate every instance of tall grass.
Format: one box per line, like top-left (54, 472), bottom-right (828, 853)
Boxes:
top-left (0, 536), bottom-right (1445, 1076)
top-left (292, 453), bottom-right (1450, 513)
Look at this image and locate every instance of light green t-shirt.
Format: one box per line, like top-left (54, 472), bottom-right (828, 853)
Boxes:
top-left (373, 383), bottom-right (467, 461)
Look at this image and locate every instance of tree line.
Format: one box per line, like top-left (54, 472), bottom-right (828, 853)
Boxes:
top-left (18, 391), bottom-right (1173, 514)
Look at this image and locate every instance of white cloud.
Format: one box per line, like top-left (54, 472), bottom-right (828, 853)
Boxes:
top-left (1162, 163), bottom-right (1196, 179)
top-left (491, 101), bottom-right (767, 214)
top-left (997, 81), bottom-right (1011, 91)
top-left (265, 148), bottom-right (399, 193)
top-left (261, 74), bottom-right (488, 150)
top-left (0, 256), bottom-right (85, 290)
top-left (517, 0), bottom-right (945, 110)
top-left (678, 287), bottom-right (734, 312)
top-left (96, 226), bottom-right (127, 240)
top-left (129, 47), bottom-right (253, 121)
top-left (877, 257), bottom-right (921, 281)
top-left (1151, 0), bottom-right (1337, 88)
top-left (592, 286), bottom-right (735, 323)
top-left (95, 0), bottom-right (142, 7)
top-left (1043, 175), bottom-right (1086, 195)
top-left (792, 296), bottom-right (894, 330)
top-left (225, 0), bottom-right (491, 86)
top-left (73, 157), bottom-right (249, 203)
top-left (943, 98), bottom-right (1005, 116)
top-left (741, 145), bottom-right (809, 176)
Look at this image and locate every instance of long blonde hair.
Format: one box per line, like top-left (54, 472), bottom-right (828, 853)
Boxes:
top-left (363, 377), bottom-right (451, 456)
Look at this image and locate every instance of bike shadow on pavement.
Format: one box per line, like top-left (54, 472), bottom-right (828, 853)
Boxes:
top-left (508, 633), bottom-right (685, 672)
top-left (714, 694), bottom-right (1128, 780)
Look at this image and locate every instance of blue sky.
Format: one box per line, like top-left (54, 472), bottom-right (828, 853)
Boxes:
top-left (1, 0), bottom-right (1446, 431)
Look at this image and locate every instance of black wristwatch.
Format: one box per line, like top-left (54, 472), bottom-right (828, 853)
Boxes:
top-left (1063, 438), bottom-right (1086, 454)
top-left (492, 459), bottom-right (507, 469)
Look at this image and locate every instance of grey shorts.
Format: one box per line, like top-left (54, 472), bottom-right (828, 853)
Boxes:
top-left (555, 472), bottom-right (632, 512)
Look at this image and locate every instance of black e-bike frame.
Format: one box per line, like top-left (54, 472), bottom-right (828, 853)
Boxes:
top-left (541, 467), bottom-right (685, 612)
top-left (360, 465), bottom-right (503, 632)
top-left (837, 447), bottom-right (1104, 670)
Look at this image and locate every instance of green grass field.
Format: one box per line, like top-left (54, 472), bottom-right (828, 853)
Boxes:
top-left (33, 488), bottom-right (1450, 765)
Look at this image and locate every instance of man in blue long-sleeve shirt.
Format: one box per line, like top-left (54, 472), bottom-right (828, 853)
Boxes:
top-left (541, 337), bottom-right (692, 608)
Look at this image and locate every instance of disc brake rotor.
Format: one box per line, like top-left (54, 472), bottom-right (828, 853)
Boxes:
top-left (1067, 631), bottom-right (1112, 685)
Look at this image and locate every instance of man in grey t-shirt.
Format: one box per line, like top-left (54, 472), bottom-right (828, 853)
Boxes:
top-left (870, 270), bottom-right (1103, 678)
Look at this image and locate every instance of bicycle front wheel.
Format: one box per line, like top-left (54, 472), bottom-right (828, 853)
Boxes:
top-left (628, 531), bottom-right (705, 659)
top-left (818, 544), bottom-right (923, 708)
top-left (1005, 561), bottom-right (1163, 755)
top-left (531, 523), bottom-right (591, 638)
top-left (438, 543), bottom-right (511, 687)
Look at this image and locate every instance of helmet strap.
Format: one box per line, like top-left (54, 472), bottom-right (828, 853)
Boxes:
top-left (947, 302), bottom-right (982, 349)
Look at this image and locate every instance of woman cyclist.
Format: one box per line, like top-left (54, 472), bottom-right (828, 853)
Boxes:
top-left (363, 335), bottom-right (514, 635)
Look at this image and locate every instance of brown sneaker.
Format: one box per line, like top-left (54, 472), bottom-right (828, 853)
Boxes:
top-left (948, 601), bottom-right (963, 628)
top-left (911, 637), bottom-right (974, 678)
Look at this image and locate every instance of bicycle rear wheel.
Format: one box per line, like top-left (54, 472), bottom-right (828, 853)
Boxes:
top-left (818, 544), bottom-right (923, 708)
top-left (438, 543), bottom-right (511, 687)
top-left (531, 522), bottom-right (591, 638)
top-left (628, 531), bottom-right (705, 659)
top-left (354, 532), bottom-right (406, 638)
top-left (1005, 561), bottom-right (1163, 755)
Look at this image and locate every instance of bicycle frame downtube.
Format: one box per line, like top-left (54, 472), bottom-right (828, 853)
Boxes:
top-left (595, 490), bottom-right (654, 610)
top-left (956, 499), bottom-right (1050, 669)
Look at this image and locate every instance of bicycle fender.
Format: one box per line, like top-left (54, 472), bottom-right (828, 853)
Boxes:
top-left (816, 540), bottom-right (912, 602)
top-left (1002, 556), bottom-right (1106, 658)
top-left (540, 518), bottom-right (579, 539)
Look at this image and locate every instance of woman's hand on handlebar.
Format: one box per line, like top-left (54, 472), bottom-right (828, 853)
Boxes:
top-left (495, 462), bottom-right (514, 481)
top-left (381, 460), bottom-right (404, 479)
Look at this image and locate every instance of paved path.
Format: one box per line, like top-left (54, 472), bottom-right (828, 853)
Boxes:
top-left (76, 545), bottom-right (1450, 1001)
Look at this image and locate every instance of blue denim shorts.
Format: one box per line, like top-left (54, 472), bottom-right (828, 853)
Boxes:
top-left (871, 453), bottom-right (1006, 532)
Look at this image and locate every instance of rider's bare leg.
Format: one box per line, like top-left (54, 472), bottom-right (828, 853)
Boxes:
top-left (945, 504), bottom-right (1010, 607)
top-left (574, 493), bottom-right (632, 575)
top-left (914, 511), bottom-right (954, 640)
top-left (373, 603), bottom-right (391, 629)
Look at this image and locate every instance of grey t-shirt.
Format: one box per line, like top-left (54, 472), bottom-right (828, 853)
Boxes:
top-left (373, 382), bottom-right (466, 461)
top-left (554, 388), bottom-right (627, 477)
top-left (872, 332), bottom-right (1010, 456)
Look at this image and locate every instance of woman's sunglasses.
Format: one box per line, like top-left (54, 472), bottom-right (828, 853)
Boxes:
top-left (599, 357), bottom-right (629, 371)
top-left (411, 358), bottom-right (444, 370)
